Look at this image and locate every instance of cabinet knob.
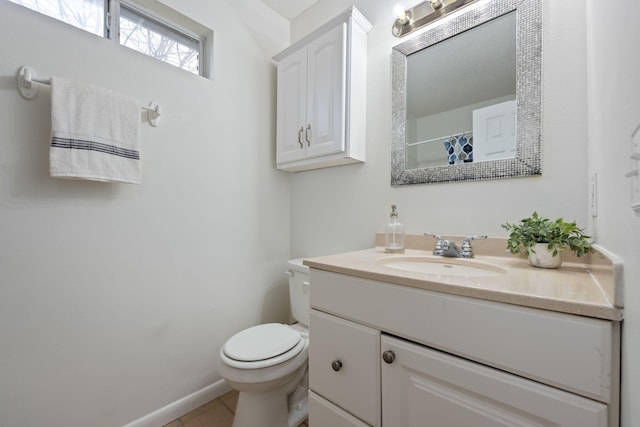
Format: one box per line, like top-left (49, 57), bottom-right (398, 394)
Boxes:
top-left (331, 360), bottom-right (343, 372)
top-left (382, 350), bottom-right (396, 364)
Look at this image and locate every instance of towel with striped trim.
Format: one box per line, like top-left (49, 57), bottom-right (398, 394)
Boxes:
top-left (49, 76), bottom-right (141, 184)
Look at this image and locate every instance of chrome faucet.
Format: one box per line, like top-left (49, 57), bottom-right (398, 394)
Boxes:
top-left (424, 233), bottom-right (487, 258)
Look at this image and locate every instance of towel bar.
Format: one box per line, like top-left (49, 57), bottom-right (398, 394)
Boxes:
top-left (16, 65), bottom-right (161, 127)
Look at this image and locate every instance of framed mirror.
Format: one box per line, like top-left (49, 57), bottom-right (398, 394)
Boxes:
top-left (391, 0), bottom-right (542, 185)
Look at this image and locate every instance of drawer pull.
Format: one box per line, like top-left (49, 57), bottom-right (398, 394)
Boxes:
top-left (331, 360), bottom-right (343, 372)
top-left (306, 124), bottom-right (312, 146)
top-left (383, 350), bottom-right (396, 364)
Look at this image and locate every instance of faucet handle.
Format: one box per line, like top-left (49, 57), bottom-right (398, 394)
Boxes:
top-left (424, 233), bottom-right (444, 255)
top-left (424, 233), bottom-right (442, 242)
top-left (460, 235), bottom-right (488, 258)
top-left (463, 235), bottom-right (488, 244)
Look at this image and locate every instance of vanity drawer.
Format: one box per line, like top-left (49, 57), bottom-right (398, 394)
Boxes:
top-left (309, 309), bottom-right (381, 426)
top-left (309, 391), bottom-right (370, 427)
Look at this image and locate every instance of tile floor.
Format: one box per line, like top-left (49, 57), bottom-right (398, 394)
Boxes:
top-left (162, 390), bottom-right (308, 427)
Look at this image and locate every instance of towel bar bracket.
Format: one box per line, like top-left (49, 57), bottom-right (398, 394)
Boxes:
top-left (17, 66), bottom-right (40, 100)
top-left (147, 102), bottom-right (160, 127)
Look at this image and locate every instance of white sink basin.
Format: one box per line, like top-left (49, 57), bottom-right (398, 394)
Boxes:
top-left (378, 256), bottom-right (506, 277)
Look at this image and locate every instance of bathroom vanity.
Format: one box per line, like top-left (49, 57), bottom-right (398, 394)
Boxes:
top-left (304, 236), bottom-right (623, 427)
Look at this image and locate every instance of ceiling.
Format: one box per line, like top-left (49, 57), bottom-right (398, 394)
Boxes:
top-left (259, 0), bottom-right (317, 20)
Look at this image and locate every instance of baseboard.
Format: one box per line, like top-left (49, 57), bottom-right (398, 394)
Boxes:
top-left (122, 379), bottom-right (232, 427)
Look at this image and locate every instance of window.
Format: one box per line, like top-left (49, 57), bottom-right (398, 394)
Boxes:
top-left (9, 0), bottom-right (105, 36)
top-left (8, 0), bottom-right (209, 77)
top-left (118, 3), bottom-right (201, 76)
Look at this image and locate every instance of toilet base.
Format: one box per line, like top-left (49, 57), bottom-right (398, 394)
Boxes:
top-left (230, 365), bottom-right (308, 427)
top-left (232, 389), bottom-right (308, 427)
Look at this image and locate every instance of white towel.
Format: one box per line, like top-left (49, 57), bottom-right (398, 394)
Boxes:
top-left (49, 76), bottom-right (141, 184)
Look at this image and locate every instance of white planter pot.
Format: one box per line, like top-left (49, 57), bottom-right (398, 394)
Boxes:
top-left (528, 243), bottom-right (562, 269)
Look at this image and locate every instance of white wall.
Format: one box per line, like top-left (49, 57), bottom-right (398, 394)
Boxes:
top-left (0, 1), bottom-right (291, 426)
top-left (586, 1), bottom-right (640, 426)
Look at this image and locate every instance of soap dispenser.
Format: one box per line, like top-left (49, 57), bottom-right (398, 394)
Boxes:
top-left (385, 204), bottom-right (405, 253)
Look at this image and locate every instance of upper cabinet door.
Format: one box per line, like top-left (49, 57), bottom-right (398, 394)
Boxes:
top-left (276, 47), bottom-right (308, 164)
top-left (305, 23), bottom-right (347, 159)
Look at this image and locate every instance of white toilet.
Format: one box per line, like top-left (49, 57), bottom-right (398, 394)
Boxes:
top-left (218, 259), bottom-right (310, 427)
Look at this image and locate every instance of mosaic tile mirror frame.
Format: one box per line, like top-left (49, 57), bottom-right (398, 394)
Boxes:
top-left (391, 0), bottom-right (542, 185)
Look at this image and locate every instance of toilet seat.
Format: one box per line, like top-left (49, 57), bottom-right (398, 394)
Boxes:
top-left (222, 323), bottom-right (306, 369)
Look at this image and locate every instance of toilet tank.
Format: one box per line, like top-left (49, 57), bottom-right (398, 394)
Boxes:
top-left (288, 259), bottom-right (310, 327)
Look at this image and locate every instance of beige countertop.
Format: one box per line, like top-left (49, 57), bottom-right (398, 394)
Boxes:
top-left (303, 235), bottom-right (624, 321)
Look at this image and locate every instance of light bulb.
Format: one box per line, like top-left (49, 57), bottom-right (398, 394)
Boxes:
top-left (394, 4), bottom-right (408, 23)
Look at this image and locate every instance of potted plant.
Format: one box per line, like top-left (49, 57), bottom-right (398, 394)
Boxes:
top-left (501, 212), bottom-right (591, 268)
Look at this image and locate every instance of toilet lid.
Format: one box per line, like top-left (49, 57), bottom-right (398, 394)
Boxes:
top-left (223, 323), bottom-right (303, 362)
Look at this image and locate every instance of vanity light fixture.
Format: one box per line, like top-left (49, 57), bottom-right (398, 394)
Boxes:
top-left (392, 0), bottom-right (477, 37)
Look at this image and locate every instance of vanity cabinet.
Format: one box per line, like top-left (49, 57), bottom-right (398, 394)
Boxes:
top-left (273, 7), bottom-right (371, 172)
top-left (308, 269), bottom-right (620, 427)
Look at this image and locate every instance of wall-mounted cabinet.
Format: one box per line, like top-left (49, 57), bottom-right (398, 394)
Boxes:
top-left (273, 7), bottom-right (371, 172)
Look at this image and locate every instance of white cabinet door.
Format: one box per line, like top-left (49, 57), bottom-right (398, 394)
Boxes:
top-left (309, 310), bottom-right (381, 426)
top-left (305, 23), bottom-right (347, 159)
top-left (381, 335), bottom-right (608, 427)
top-left (276, 47), bottom-right (307, 164)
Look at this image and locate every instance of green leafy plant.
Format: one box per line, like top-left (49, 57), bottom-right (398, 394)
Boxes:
top-left (501, 212), bottom-right (592, 257)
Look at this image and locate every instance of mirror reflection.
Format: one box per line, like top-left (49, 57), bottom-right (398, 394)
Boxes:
top-left (391, 0), bottom-right (542, 185)
top-left (406, 11), bottom-right (516, 169)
